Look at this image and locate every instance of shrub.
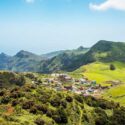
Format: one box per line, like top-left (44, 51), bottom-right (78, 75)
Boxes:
top-left (50, 98), bottom-right (60, 107)
top-left (110, 64), bottom-right (116, 70)
top-left (61, 100), bottom-right (67, 108)
top-left (1, 96), bottom-right (11, 104)
top-left (30, 106), bottom-right (37, 114)
top-left (10, 91), bottom-right (23, 99)
top-left (9, 75), bottom-right (25, 86)
top-left (35, 118), bottom-right (45, 125)
top-left (94, 108), bottom-right (108, 125)
top-left (66, 96), bottom-right (73, 102)
top-left (75, 95), bottom-right (84, 103)
top-left (11, 99), bottom-right (19, 106)
top-left (46, 109), bottom-right (57, 117)
top-left (22, 101), bottom-right (34, 109)
top-left (35, 104), bottom-right (47, 114)
top-left (0, 90), bottom-right (5, 96)
top-left (39, 95), bottom-right (49, 104)
top-left (10, 87), bottom-right (20, 93)
top-left (110, 107), bottom-right (125, 125)
top-left (52, 115), bottom-right (62, 123)
top-left (58, 108), bottom-right (68, 123)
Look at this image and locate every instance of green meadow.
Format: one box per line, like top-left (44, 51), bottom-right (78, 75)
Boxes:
top-left (71, 61), bottom-right (125, 106)
top-left (73, 61), bottom-right (125, 85)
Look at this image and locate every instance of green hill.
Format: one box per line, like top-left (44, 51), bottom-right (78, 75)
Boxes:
top-left (1, 40), bottom-right (125, 73)
top-left (73, 61), bottom-right (125, 85)
top-left (0, 78), bottom-right (125, 125)
top-left (83, 40), bottom-right (125, 63)
top-left (71, 61), bottom-right (125, 106)
top-left (42, 46), bottom-right (89, 59)
top-left (0, 47), bottom-right (89, 73)
top-left (9, 50), bottom-right (44, 72)
top-left (40, 40), bottom-right (125, 73)
top-left (0, 53), bottom-right (11, 70)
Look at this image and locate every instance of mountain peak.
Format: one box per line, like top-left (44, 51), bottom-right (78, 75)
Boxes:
top-left (77, 46), bottom-right (85, 51)
top-left (15, 50), bottom-right (36, 58)
top-left (96, 40), bottom-right (112, 45)
top-left (91, 40), bottom-right (114, 52)
top-left (0, 52), bottom-right (10, 58)
top-left (0, 52), bottom-right (7, 56)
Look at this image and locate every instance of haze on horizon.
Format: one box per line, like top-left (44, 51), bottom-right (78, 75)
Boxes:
top-left (0, 0), bottom-right (125, 55)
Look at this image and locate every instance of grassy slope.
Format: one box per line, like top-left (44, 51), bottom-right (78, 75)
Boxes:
top-left (103, 84), bottom-right (125, 106)
top-left (71, 61), bottom-right (125, 106)
top-left (73, 61), bottom-right (125, 85)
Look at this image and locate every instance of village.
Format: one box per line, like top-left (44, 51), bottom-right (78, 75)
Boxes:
top-left (31, 73), bottom-right (103, 98)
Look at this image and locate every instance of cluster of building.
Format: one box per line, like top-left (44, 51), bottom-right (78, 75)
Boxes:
top-left (39, 73), bottom-right (102, 98)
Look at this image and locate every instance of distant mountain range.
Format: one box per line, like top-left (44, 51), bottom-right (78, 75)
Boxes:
top-left (0, 40), bottom-right (125, 73)
top-left (0, 46), bottom-right (89, 72)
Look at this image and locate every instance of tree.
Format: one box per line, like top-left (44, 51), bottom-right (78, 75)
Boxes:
top-left (110, 64), bottom-right (116, 70)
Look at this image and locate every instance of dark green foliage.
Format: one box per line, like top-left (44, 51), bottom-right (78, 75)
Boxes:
top-left (50, 98), bottom-right (61, 107)
top-left (75, 94), bottom-right (84, 103)
top-left (30, 106), bottom-right (37, 114)
top-left (39, 95), bottom-right (50, 104)
top-left (52, 108), bottom-right (68, 123)
top-left (0, 90), bottom-right (5, 96)
top-left (35, 118), bottom-right (45, 125)
top-left (25, 73), bottom-right (36, 80)
top-left (60, 100), bottom-right (67, 108)
top-left (94, 108), bottom-right (108, 125)
top-left (9, 75), bottom-right (25, 86)
top-left (85, 96), bottom-right (119, 109)
top-left (0, 72), bottom-right (26, 87)
top-left (11, 99), bottom-right (19, 106)
top-left (10, 91), bottom-right (23, 98)
top-left (110, 107), bottom-right (125, 125)
top-left (35, 104), bottom-right (48, 114)
top-left (1, 96), bottom-right (11, 104)
top-left (46, 109), bottom-right (56, 117)
top-left (22, 101), bottom-right (34, 109)
top-left (52, 115), bottom-right (62, 123)
top-left (110, 64), bottom-right (116, 70)
top-left (66, 96), bottom-right (73, 102)
top-left (57, 108), bottom-right (68, 123)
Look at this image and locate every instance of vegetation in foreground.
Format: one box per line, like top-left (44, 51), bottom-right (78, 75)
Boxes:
top-left (0, 71), bottom-right (125, 125)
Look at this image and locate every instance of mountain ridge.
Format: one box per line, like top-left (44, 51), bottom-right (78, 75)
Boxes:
top-left (0, 40), bottom-right (125, 73)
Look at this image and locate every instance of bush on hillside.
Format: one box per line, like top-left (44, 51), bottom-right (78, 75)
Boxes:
top-left (66, 96), bottom-right (73, 102)
top-left (94, 108), bottom-right (108, 125)
top-left (50, 98), bottom-right (61, 107)
top-left (1, 96), bottom-right (11, 104)
top-left (110, 64), bottom-right (116, 70)
top-left (22, 101), bottom-right (34, 109)
top-left (35, 118), bottom-right (45, 125)
top-left (110, 107), bottom-right (125, 125)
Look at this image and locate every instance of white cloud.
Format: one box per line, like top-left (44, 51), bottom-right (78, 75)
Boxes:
top-left (89, 0), bottom-right (125, 11)
top-left (25, 0), bottom-right (35, 4)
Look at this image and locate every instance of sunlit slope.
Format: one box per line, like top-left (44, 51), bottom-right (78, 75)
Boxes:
top-left (72, 61), bottom-right (125, 105)
top-left (103, 84), bottom-right (125, 106)
top-left (73, 62), bottom-right (125, 85)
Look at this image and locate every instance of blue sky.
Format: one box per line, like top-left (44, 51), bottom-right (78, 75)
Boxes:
top-left (0, 0), bottom-right (125, 55)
